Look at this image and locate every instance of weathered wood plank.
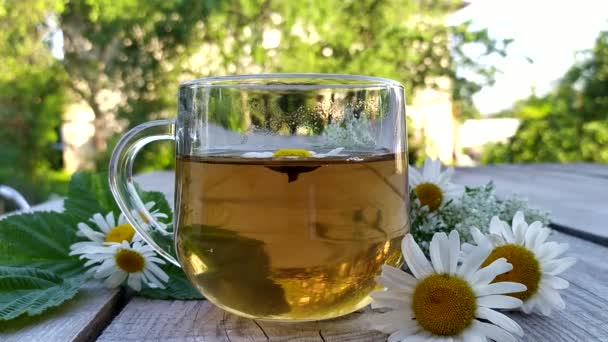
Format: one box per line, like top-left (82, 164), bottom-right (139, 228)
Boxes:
top-left (0, 284), bottom-right (125, 342)
top-left (97, 231), bottom-right (608, 342)
top-left (454, 164), bottom-right (608, 243)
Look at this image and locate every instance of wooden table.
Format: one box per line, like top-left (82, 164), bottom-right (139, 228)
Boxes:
top-left (2, 164), bottom-right (608, 341)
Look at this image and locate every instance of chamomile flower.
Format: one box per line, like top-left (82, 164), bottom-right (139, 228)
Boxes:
top-left (465, 212), bottom-right (576, 316)
top-left (133, 201), bottom-right (171, 236)
top-left (69, 202), bottom-right (169, 256)
top-left (370, 231), bottom-right (526, 342)
top-left (409, 158), bottom-right (463, 212)
top-left (242, 147), bottom-right (345, 158)
top-left (79, 241), bottom-right (169, 291)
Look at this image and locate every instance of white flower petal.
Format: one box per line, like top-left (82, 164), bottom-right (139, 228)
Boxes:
top-left (103, 270), bottom-right (127, 288)
top-left (127, 273), bottom-right (143, 291)
top-left (447, 230), bottom-right (460, 274)
top-left (513, 223), bottom-right (527, 245)
top-left (470, 257), bottom-right (512, 286)
top-left (543, 257), bottom-right (576, 276)
top-left (429, 233), bottom-right (449, 273)
top-left (500, 220), bottom-right (516, 243)
top-left (94, 259), bottom-right (117, 279)
top-left (536, 242), bottom-right (569, 261)
top-left (534, 227), bottom-right (552, 248)
top-left (402, 234), bottom-right (434, 279)
top-left (475, 282), bottom-right (526, 297)
top-left (461, 328), bottom-right (486, 342)
top-left (377, 265), bottom-right (418, 292)
top-left (523, 221), bottom-right (541, 247)
top-left (489, 216), bottom-right (504, 236)
top-left (105, 212), bottom-right (116, 230)
top-left (91, 213), bottom-right (111, 233)
top-left (522, 297), bottom-right (536, 314)
top-left (422, 158), bottom-right (436, 181)
top-left (538, 286), bottom-right (566, 312)
top-left (476, 307), bottom-right (523, 336)
top-left (408, 167), bottom-right (423, 187)
top-left (470, 227), bottom-right (491, 248)
top-left (368, 309), bottom-right (416, 333)
top-left (473, 320), bottom-right (518, 342)
top-left (242, 151), bottom-right (274, 158)
top-left (146, 260), bottom-right (170, 282)
top-left (511, 211), bottom-right (525, 234)
top-left (143, 269), bottom-right (166, 289)
top-left (370, 291), bottom-right (412, 310)
top-left (76, 223), bottom-right (105, 242)
top-left (316, 147), bottom-right (344, 157)
top-left (543, 275), bottom-right (569, 290)
top-left (459, 245), bottom-right (492, 281)
top-left (477, 295), bottom-right (522, 309)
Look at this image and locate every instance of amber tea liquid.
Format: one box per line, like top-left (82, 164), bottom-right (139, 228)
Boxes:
top-left (175, 152), bottom-right (409, 320)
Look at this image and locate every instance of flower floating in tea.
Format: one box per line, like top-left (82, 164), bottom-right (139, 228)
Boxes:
top-left (75, 240), bottom-right (169, 291)
top-left (241, 147), bottom-right (345, 159)
top-left (242, 147), bottom-right (345, 182)
top-left (369, 231), bottom-right (525, 342)
top-left (409, 157), bottom-right (463, 212)
top-left (463, 212), bottom-right (576, 316)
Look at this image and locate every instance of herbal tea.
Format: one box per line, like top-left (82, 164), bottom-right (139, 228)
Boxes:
top-left (175, 152), bottom-right (409, 320)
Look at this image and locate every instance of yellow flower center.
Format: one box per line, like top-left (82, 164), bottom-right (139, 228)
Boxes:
top-left (273, 149), bottom-right (312, 157)
top-left (412, 274), bottom-right (477, 336)
top-left (105, 223), bottom-right (136, 243)
top-left (414, 182), bottom-right (444, 211)
top-left (482, 244), bottom-right (541, 300)
top-left (115, 249), bottom-right (145, 273)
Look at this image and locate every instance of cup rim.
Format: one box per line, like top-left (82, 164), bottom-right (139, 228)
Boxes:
top-left (179, 73), bottom-right (403, 90)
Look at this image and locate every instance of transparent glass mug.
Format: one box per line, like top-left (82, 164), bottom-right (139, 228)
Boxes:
top-left (109, 74), bottom-right (409, 321)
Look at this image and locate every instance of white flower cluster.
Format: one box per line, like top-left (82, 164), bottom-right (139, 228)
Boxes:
top-left (410, 180), bottom-right (549, 254)
top-left (323, 109), bottom-right (376, 148)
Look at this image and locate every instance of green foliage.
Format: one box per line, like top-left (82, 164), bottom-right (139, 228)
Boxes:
top-left (0, 210), bottom-right (89, 320)
top-left (0, 212), bottom-right (86, 277)
top-left (0, 267), bottom-right (87, 320)
top-left (0, 0), bottom-right (69, 206)
top-left (483, 31), bottom-right (608, 164)
top-left (65, 172), bottom-right (121, 219)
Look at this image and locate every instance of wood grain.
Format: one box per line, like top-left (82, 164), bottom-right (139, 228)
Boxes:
top-left (0, 284), bottom-right (125, 342)
top-left (97, 231), bottom-right (608, 342)
top-left (454, 164), bottom-right (608, 243)
top-left (3, 165), bottom-right (608, 341)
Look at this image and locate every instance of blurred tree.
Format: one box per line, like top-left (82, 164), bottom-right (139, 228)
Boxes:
top-left (60, 0), bottom-right (217, 153)
top-left (1, 0), bottom-right (509, 205)
top-left (482, 31), bottom-right (608, 164)
top-left (193, 0), bottom-right (507, 103)
top-left (0, 0), bottom-right (70, 206)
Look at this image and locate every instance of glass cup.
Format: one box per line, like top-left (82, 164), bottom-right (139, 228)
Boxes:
top-left (109, 74), bottom-right (409, 321)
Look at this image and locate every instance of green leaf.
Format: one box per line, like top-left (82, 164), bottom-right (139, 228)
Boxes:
top-left (64, 171), bottom-right (119, 220)
top-left (0, 266), bottom-right (88, 320)
top-left (138, 264), bottom-right (202, 300)
top-left (0, 211), bottom-right (85, 277)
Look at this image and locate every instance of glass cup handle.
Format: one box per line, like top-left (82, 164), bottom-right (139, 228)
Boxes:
top-left (108, 119), bottom-right (180, 267)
